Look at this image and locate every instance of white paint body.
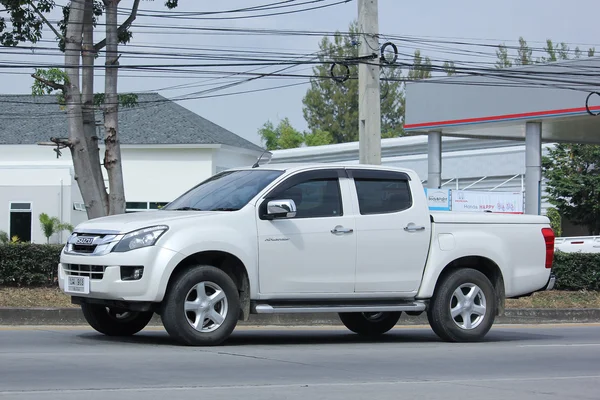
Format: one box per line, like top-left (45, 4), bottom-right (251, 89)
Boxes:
top-left (58, 164), bottom-right (553, 306)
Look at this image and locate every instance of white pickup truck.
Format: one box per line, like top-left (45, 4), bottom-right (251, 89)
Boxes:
top-left (58, 163), bottom-right (556, 346)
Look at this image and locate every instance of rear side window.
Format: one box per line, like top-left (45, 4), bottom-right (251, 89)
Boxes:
top-left (354, 179), bottom-right (412, 215)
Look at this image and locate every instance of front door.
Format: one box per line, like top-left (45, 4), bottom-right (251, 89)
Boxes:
top-left (257, 169), bottom-right (356, 296)
top-left (348, 169), bottom-right (431, 292)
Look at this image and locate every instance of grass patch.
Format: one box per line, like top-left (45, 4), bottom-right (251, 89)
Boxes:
top-left (0, 287), bottom-right (599, 309)
top-left (506, 290), bottom-right (600, 309)
top-left (0, 287), bottom-right (76, 308)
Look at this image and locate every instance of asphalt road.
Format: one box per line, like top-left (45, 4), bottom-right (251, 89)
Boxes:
top-left (1, 324), bottom-right (599, 400)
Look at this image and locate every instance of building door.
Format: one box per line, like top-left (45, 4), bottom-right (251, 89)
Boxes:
top-left (9, 202), bottom-right (32, 242)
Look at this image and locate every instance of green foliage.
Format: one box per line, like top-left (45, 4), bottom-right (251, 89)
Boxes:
top-left (94, 93), bottom-right (139, 108)
top-left (542, 143), bottom-right (600, 235)
top-left (304, 129), bottom-right (333, 147)
top-left (301, 21), bottom-right (406, 144)
top-left (0, 244), bottom-right (63, 287)
top-left (38, 213), bottom-right (74, 244)
top-left (546, 208), bottom-right (562, 237)
top-left (552, 251), bottom-right (600, 291)
top-left (0, 0), bottom-right (56, 46)
top-left (258, 118), bottom-right (305, 150)
top-left (443, 61), bottom-right (456, 76)
top-left (495, 37), bottom-right (596, 68)
top-left (0, 230), bottom-right (8, 245)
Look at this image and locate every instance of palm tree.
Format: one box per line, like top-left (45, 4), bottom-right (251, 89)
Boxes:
top-left (38, 213), bottom-right (74, 244)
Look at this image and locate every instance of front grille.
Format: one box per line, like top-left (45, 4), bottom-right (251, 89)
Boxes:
top-left (64, 264), bottom-right (106, 280)
top-left (72, 244), bottom-right (98, 254)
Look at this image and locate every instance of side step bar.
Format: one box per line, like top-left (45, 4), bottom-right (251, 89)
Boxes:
top-left (254, 301), bottom-right (427, 314)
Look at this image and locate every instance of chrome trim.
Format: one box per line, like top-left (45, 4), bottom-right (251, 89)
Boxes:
top-left (64, 232), bottom-right (124, 256)
top-left (331, 226), bottom-right (353, 234)
top-left (545, 274), bottom-right (556, 291)
top-left (267, 199), bottom-right (297, 218)
top-left (254, 301), bottom-right (427, 314)
top-left (73, 229), bottom-right (122, 235)
top-left (404, 224), bottom-right (426, 232)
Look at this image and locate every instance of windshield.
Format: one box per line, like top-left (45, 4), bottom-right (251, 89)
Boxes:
top-left (163, 169), bottom-right (284, 212)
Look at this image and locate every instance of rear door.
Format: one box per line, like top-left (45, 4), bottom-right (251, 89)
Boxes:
top-left (348, 168), bottom-right (431, 293)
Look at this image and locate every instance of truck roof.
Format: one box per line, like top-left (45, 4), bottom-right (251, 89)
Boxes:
top-left (233, 162), bottom-right (416, 175)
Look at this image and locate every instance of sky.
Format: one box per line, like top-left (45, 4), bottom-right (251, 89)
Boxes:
top-left (1, 0), bottom-right (599, 147)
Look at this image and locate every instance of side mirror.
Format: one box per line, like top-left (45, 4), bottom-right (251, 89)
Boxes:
top-left (267, 199), bottom-right (297, 219)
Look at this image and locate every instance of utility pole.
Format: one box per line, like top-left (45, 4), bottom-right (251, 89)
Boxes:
top-left (358, 0), bottom-right (381, 165)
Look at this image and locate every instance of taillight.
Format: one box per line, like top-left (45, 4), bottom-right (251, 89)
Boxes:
top-left (542, 228), bottom-right (555, 269)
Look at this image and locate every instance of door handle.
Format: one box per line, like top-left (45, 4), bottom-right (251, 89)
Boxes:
top-left (404, 224), bottom-right (426, 232)
top-left (331, 226), bottom-right (353, 234)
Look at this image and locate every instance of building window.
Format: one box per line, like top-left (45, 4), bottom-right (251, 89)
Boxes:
top-left (9, 202), bottom-right (32, 242)
top-left (126, 201), bottom-right (169, 213)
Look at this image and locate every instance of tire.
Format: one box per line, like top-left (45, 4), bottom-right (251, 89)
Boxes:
top-left (81, 303), bottom-right (153, 336)
top-left (427, 268), bottom-right (497, 342)
top-left (161, 265), bottom-right (240, 346)
top-left (338, 312), bottom-right (402, 336)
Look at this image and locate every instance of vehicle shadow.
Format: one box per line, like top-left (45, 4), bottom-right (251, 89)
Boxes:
top-left (76, 325), bottom-right (558, 347)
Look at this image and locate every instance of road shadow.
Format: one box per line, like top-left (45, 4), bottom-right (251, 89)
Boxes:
top-left (76, 325), bottom-right (558, 348)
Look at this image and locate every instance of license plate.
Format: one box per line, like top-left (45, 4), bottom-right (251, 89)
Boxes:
top-left (65, 275), bottom-right (90, 294)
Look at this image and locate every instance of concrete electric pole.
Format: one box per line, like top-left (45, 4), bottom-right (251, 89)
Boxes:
top-left (358, 0), bottom-right (381, 165)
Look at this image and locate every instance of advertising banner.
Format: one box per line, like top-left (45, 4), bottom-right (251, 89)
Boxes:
top-left (424, 188), bottom-right (452, 211)
top-left (452, 190), bottom-right (524, 213)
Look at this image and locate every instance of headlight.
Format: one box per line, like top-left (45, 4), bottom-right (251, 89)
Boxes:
top-left (112, 225), bottom-right (169, 252)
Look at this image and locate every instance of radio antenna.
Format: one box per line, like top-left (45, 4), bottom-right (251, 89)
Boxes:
top-left (252, 148), bottom-right (271, 168)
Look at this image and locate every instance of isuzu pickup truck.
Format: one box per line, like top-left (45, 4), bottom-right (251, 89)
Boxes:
top-left (58, 163), bottom-right (556, 346)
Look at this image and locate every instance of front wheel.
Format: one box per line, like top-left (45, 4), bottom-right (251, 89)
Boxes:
top-left (161, 265), bottom-right (240, 346)
top-left (427, 268), bottom-right (497, 342)
top-left (338, 312), bottom-right (401, 336)
top-left (81, 304), bottom-right (154, 336)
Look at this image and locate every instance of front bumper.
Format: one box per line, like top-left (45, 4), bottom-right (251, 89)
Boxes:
top-left (58, 245), bottom-right (183, 302)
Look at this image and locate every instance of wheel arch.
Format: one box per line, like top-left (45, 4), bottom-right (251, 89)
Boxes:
top-left (433, 256), bottom-right (506, 316)
top-left (164, 251), bottom-right (251, 321)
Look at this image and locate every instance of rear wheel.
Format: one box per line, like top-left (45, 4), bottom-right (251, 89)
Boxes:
top-left (427, 268), bottom-right (497, 342)
top-left (161, 265), bottom-right (240, 346)
top-left (338, 312), bottom-right (401, 336)
top-left (81, 304), bottom-right (153, 336)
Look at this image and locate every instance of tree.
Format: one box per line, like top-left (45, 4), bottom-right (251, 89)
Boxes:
top-left (1, 0), bottom-right (179, 219)
top-left (542, 144), bottom-right (600, 235)
top-left (301, 21), bottom-right (406, 144)
top-left (495, 37), bottom-right (596, 68)
top-left (38, 213), bottom-right (74, 244)
top-left (258, 118), bottom-right (304, 150)
top-left (258, 118), bottom-right (334, 150)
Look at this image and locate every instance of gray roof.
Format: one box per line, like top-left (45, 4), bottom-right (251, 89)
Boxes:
top-left (0, 93), bottom-right (263, 152)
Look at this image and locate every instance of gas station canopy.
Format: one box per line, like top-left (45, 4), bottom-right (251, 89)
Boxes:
top-left (404, 56), bottom-right (600, 144)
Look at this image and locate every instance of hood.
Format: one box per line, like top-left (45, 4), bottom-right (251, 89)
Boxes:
top-left (74, 210), bottom-right (221, 234)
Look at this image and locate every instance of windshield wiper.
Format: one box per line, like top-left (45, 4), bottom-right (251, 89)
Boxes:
top-left (173, 207), bottom-right (203, 211)
top-left (210, 207), bottom-right (240, 211)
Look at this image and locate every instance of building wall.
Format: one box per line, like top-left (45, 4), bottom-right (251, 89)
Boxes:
top-left (0, 166), bottom-right (72, 243)
top-left (0, 144), bottom-right (260, 237)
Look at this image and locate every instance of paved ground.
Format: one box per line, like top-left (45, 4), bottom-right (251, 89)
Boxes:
top-left (1, 324), bottom-right (599, 399)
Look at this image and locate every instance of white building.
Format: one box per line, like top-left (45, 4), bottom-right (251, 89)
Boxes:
top-left (0, 93), bottom-right (263, 244)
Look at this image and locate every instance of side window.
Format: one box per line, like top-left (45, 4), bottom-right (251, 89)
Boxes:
top-left (274, 178), bottom-right (343, 218)
top-left (354, 179), bottom-right (412, 215)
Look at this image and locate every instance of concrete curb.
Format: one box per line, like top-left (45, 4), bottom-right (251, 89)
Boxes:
top-left (1, 307), bottom-right (600, 326)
